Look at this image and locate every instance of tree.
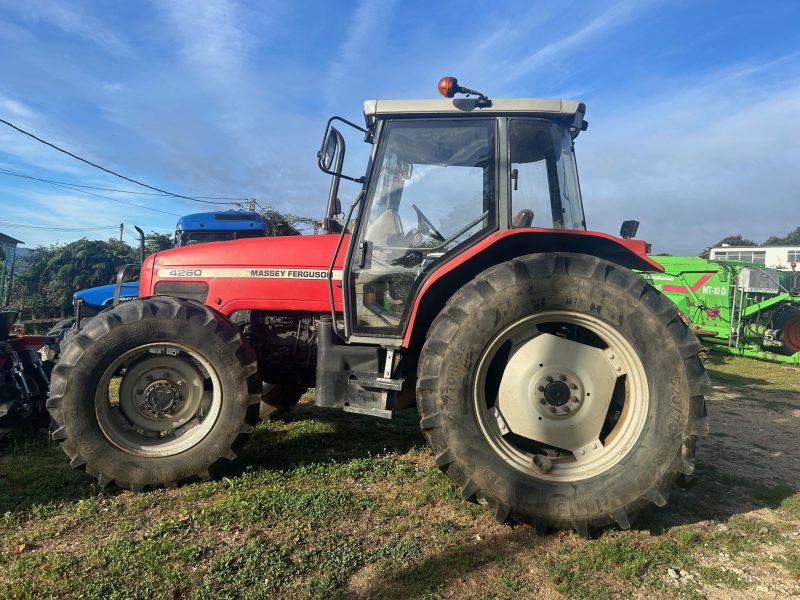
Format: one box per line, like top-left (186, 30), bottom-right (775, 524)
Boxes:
top-left (10, 238), bottom-right (138, 311)
top-left (764, 226), bottom-right (800, 246)
top-left (699, 234), bottom-right (757, 258)
top-left (144, 231), bottom-right (173, 254)
top-left (259, 207), bottom-right (320, 236)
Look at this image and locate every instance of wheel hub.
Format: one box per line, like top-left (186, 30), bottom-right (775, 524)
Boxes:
top-left (543, 380), bottom-right (570, 406)
top-left (532, 370), bottom-right (584, 418)
top-left (118, 353), bottom-right (207, 432)
top-left (141, 380), bottom-right (181, 417)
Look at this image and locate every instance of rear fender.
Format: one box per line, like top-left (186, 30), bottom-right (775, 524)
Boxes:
top-left (403, 229), bottom-right (661, 348)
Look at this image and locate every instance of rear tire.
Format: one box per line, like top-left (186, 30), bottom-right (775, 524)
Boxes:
top-left (417, 253), bottom-right (710, 535)
top-left (48, 297), bottom-right (261, 490)
top-left (777, 309), bottom-right (800, 355)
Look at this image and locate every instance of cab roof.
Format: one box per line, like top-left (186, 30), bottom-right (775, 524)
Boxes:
top-left (175, 211), bottom-right (267, 232)
top-left (363, 97), bottom-right (586, 131)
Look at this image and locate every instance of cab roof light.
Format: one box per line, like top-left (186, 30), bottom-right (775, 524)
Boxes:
top-left (437, 76), bottom-right (491, 106)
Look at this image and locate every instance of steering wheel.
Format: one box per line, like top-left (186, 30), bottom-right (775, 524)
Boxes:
top-left (412, 204), bottom-right (445, 242)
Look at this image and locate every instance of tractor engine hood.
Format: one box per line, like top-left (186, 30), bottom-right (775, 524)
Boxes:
top-left (139, 234), bottom-right (347, 314)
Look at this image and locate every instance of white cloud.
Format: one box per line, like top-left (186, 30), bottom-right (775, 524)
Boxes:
top-left (503, 2), bottom-right (647, 85)
top-left (159, 0), bottom-right (254, 85)
top-left (578, 56), bottom-right (800, 254)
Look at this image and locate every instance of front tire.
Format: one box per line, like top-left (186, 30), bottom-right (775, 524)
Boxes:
top-left (48, 297), bottom-right (261, 490)
top-left (417, 253), bottom-right (710, 535)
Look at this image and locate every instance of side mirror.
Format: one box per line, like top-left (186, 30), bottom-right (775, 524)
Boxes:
top-left (318, 127), bottom-right (341, 172)
top-left (619, 220), bottom-right (640, 239)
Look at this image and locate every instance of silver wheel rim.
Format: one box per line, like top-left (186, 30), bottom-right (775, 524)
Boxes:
top-left (95, 343), bottom-right (222, 457)
top-left (473, 310), bottom-right (649, 482)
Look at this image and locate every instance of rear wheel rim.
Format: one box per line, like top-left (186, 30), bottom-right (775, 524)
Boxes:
top-left (95, 343), bottom-right (222, 457)
top-left (473, 310), bottom-right (649, 482)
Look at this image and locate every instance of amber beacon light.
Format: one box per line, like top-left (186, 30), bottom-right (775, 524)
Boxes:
top-left (437, 76), bottom-right (490, 106)
top-left (438, 76), bottom-right (459, 98)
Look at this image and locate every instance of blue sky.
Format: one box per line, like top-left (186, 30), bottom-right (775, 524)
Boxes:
top-left (0, 0), bottom-right (798, 254)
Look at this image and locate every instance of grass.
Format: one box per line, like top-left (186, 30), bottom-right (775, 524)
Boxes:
top-left (696, 566), bottom-right (747, 589)
top-left (544, 533), bottom-right (690, 599)
top-left (2, 356), bottom-right (800, 598)
top-left (704, 353), bottom-right (800, 395)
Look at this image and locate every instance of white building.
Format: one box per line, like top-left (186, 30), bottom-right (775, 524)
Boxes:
top-left (709, 245), bottom-right (800, 269)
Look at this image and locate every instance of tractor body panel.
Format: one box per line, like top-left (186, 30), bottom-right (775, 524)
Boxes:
top-left (140, 234), bottom-right (347, 314)
top-left (74, 282), bottom-right (140, 312)
top-left (69, 211), bottom-right (269, 314)
top-left (403, 229), bottom-right (660, 347)
top-left (139, 228), bottom-right (655, 346)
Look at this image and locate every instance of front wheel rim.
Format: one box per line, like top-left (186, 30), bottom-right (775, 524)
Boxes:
top-left (95, 343), bottom-right (223, 457)
top-left (473, 310), bottom-right (649, 482)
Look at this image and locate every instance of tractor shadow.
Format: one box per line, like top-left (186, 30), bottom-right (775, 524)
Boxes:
top-left (230, 395), bottom-right (426, 475)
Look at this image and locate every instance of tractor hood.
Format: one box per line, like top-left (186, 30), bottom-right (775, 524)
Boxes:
top-left (139, 234), bottom-right (347, 314)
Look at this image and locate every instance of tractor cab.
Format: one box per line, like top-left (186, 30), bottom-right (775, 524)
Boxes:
top-left (319, 79), bottom-right (590, 339)
top-left (173, 211), bottom-right (268, 246)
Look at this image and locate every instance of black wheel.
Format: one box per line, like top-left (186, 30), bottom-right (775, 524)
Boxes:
top-left (48, 297), bottom-right (261, 490)
top-left (417, 253), bottom-right (710, 535)
top-left (259, 384), bottom-right (307, 421)
top-left (43, 317), bottom-right (76, 364)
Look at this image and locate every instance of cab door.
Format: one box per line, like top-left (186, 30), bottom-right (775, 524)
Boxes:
top-left (346, 118), bottom-right (498, 338)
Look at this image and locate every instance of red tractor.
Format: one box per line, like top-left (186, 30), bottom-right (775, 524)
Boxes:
top-left (1, 311), bottom-right (55, 438)
top-left (49, 78), bottom-right (709, 535)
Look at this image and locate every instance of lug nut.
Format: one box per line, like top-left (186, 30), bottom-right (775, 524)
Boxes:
top-left (537, 385), bottom-right (545, 392)
top-left (546, 376), bottom-right (553, 382)
top-left (562, 406), bottom-right (571, 413)
top-left (569, 383), bottom-right (578, 390)
top-left (549, 407), bottom-right (557, 413)
top-left (571, 396), bottom-right (579, 403)
top-left (559, 374), bottom-right (566, 381)
top-left (539, 398), bottom-right (546, 405)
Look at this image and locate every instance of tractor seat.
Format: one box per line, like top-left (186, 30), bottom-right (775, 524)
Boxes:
top-left (512, 208), bottom-right (534, 228)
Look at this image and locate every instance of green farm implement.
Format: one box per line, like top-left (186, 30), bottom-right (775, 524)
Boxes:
top-left (643, 256), bottom-right (800, 364)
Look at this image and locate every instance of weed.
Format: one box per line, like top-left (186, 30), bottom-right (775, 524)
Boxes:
top-left (697, 566), bottom-right (748, 588)
top-left (774, 550), bottom-right (800, 576)
top-left (545, 533), bottom-right (690, 599)
top-left (675, 527), bottom-right (702, 547)
top-left (496, 557), bottom-right (526, 593)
